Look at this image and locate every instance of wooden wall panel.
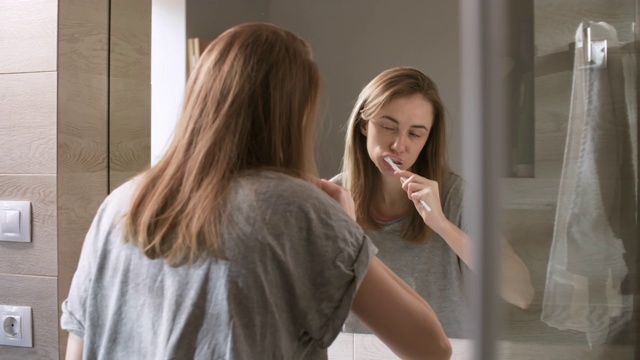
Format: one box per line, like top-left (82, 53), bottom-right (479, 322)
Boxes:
top-left (57, 0), bottom-right (109, 356)
top-left (57, 72), bottom-right (108, 174)
top-left (0, 175), bottom-right (56, 276)
top-left (57, 172), bottom-right (107, 308)
top-left (57, 173), bottom-right (107, 358)
top-left (0, 0), bottom-right (57, 73)
top-left (533, 71), bottom-right (572, 179)
top-left (533, 0), bottom-right (635, 180)
top-left (109, 0), bottom-right (151, 191)
top-left (0, 275), bottom-right (58, 360)
top-left (109, 77), bottom-right (150, 191)
top-left (0, 72), bottom-right (57, 174)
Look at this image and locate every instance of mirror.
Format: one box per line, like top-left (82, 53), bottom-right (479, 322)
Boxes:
top-left (108, 0), bottom-right (638, 356)
top-left (181, 1), bottom-right (464, 179)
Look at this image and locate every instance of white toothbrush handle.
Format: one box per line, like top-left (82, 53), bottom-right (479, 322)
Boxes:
top-left (419, 199), bottom-right (432, 212)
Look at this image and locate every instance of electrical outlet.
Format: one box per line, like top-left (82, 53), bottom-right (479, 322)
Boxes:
top-left (0, 305), bottom-right (32, 347)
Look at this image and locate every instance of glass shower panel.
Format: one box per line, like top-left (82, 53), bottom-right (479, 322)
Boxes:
top-left (500, 0), bottom-right (638, 359)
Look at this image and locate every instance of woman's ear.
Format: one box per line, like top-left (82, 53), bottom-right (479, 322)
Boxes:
top-left (360, 119), bottom-right (368, 137)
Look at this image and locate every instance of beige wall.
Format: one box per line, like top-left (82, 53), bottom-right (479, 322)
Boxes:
top-left (109, 0), bottom-right (151, 191)
top-left (0, 1), bottom-right (60, 358)
top-left (57, 0), bottom-right (110, 357)
top-left (1, 1), bottom-right (149, 358)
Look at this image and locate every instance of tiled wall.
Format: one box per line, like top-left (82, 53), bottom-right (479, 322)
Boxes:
top-left (0, 1), bottom-right (60, 358)
top-left (57, 0), bottom-right (110, 357)
top-left (0, 1), bottom-right (110, 358)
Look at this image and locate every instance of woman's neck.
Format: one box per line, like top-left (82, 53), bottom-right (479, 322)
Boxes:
top-left (370, 174), bottom-right (412, 221)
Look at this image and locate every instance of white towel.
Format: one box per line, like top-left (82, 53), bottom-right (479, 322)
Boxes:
top-left (541, 21), bottom-right (637, 348)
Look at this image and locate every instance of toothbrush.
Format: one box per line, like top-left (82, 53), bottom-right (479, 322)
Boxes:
top-left (384, 157), bottom-right (432, 212)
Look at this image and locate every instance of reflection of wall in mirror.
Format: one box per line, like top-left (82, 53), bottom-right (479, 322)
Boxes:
top-left (179, 0), bottom-right (461, 178)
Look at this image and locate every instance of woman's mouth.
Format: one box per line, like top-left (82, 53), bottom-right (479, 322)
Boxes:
top-left (383, 156), bottom-right (403, 170)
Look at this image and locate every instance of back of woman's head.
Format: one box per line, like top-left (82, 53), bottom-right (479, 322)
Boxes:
top-left (179, 22), bottom-right (320, 174)
top-left (342, 67), bottom-right (449, 242)
top-left (124, 23), bottom-right (321, 265)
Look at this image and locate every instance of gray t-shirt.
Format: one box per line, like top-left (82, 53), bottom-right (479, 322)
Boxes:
top-left (332, 172), bottom-right (472, 339)
top-left (61, 171), bottom-right (377, 359)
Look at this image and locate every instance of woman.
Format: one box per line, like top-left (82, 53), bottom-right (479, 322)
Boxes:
top-left (336, 67), bottom-right (534, 338)
top-left (60, 24), bottom-right (451, 359)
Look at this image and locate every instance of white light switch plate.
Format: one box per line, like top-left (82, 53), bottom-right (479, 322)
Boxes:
top-left (0, 201), bottom-right (31, 243)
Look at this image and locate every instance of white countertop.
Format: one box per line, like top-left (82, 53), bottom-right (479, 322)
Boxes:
top-left (328, 332), bottom-right (633, 360)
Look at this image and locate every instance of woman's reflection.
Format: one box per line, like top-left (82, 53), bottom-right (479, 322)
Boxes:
top-left (332, 67), bottom-right (535, 338)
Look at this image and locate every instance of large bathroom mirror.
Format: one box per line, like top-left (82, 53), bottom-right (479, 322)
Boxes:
top-left (108, 0), bottom-right (639, 358)
top-left (182, 0), bottom-right (466, 180)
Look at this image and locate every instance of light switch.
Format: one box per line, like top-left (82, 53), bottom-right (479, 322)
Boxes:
top-left (1, 210), bottom-right (20, 234)
top-left (0, 201), bottom-right (31, 243)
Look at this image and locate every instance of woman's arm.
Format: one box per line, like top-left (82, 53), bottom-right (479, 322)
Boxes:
top-left (352, 256), bottom-right (452, 360)
top-left (433, 221), bottom-right (533, 309)
top-left (317, 179), bottom-right (451, 359)
top-left (497, 237), bottom-right (534, 309)
top-left (65, 333), bottom-right (84, 360)
top-left (396, 170), bottom-right (534, 310)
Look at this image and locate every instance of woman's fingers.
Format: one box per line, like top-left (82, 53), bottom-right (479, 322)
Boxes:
top-left (394, 171), bottom-right (444, 221)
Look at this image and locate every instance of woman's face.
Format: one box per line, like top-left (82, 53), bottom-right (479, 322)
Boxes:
top-left (360, 93), bottom-right (434, 176)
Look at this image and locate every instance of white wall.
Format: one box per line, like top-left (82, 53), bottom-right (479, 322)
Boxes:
top-left (151, 0), bottom-right (186, 165)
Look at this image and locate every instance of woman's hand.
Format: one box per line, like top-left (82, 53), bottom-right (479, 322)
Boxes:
top-left (394, 170), bottom-right (448, 231)
top-left (394, 169), bottom-right (475, 269)
top-left (317, 179), bottom-right (356, 221)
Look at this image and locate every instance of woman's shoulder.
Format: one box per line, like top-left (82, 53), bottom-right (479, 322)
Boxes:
top-left (442, 171), bottom-right (464, 196)
top-left (238, 170), bottom-right (339, 212)
top-left (440, 171), bottom-right (465, 213)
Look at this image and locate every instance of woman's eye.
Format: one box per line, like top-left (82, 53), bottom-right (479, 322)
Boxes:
top-left (410, 132), bottom-right (421, 138)
top-left (382, 126), bottom-right (396, 131)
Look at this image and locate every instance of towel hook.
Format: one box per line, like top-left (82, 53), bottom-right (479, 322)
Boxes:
top-left (585, 24), bottom-right (592, 64)
top-left (582, 23), bottom-right (607, 68)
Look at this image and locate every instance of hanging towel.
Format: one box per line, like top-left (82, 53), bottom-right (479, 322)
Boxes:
top-left (541, 21), bottom-right (637, 349)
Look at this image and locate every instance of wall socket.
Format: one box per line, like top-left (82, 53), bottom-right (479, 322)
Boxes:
top-left (0, 305), bottom-right (32, 347)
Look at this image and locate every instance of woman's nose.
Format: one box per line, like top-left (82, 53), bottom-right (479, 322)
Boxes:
top-left (390, 134), bottom-right (406, 152)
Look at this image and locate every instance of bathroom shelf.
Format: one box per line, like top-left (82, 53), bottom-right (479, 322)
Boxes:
top-left (499, 178), bottom-right (559, 210)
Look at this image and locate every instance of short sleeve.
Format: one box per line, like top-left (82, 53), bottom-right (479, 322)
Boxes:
top-left (312, 234), bottom-right (377, 347)
top-left (276, 185), bottom-right (379, 348)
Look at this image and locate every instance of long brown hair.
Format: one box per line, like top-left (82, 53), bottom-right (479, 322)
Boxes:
top-left (123, 23), bottom-right (321, 265)
top-left (342, 67), bottom-right (450, 243)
